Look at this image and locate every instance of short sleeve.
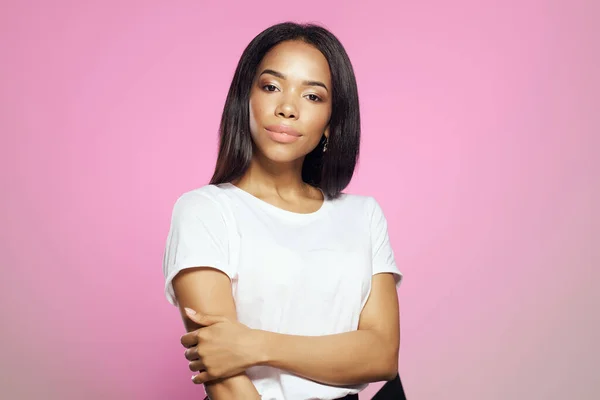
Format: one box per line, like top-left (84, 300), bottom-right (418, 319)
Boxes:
top-left (162, 191), bottom-right (235, 306)
top-left (368, 197), bottom-right (403, 288)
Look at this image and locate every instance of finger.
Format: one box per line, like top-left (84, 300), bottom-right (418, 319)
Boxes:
top-left (191, 371), bottom-right (212, 385)
top-left (180, 331), bottom-right (199, 348)
top-left (188, 359), bottom-right (205, 372)
top-left (184, 308), bottom-right (226, 327)
top-left (184, 347), bottom-right (199, 361)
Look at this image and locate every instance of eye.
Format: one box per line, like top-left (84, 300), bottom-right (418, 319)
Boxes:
top-left (305, 94), bottom-right (322, 102)
top-left (263, 84), bottom-right (279, 92)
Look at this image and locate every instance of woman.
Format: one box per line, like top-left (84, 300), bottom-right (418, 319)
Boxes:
top-left (163, 22), bottom-right (402, 400)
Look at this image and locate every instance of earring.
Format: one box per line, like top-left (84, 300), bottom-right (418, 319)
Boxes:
top-left (323, 138), bottom-right (328, 153)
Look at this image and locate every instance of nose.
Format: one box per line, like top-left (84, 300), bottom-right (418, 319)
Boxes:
top-left (275, 97), bottom-right (299, 120)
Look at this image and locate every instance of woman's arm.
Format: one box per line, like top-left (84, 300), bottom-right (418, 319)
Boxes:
top-left (254, 273), bottom-right (400, 386)
top-left (173, 267), bottom-right (261, 400)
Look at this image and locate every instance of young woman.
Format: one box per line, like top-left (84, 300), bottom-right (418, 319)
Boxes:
top-left (163, 22), bottom-right (402, 400)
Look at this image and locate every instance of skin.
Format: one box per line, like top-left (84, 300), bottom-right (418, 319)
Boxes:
top-left (239, 39), bottom-right (332, 212)
top-left (172, 40), bottom-right (400, 399)
top-left (175, 268), bottom-right (260, 399)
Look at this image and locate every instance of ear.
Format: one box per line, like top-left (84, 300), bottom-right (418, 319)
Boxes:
top-left (324, 125), bottom-right (330, 139)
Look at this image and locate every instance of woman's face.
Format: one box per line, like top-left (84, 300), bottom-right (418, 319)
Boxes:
top-left (249, 40), bottom-right (332, 164)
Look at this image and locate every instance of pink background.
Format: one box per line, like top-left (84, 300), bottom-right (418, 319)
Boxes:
top-left (1, 1), bottom-right (597, 399)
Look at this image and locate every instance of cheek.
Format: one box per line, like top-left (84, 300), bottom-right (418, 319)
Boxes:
top-left (249, 101), bottom-right (259, 135)
top-left (249, 94), bottom-right (270, 135)
top-left (304, 107), bottom-right (331, 137)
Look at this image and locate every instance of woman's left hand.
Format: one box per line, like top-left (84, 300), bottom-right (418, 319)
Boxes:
top-left (180, 308), bottom-right (261, 384)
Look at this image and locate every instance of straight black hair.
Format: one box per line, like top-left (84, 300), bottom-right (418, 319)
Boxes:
top-left (209, 22), bottom-right (360, 199)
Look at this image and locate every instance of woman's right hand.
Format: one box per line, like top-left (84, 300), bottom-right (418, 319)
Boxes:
top-left (181, 307), bottom-right (264, 385)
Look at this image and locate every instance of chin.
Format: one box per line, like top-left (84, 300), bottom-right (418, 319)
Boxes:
top-left (261, 146), bottom-right (305, 163)
top-left (251, 132), bottom-right (315, 164)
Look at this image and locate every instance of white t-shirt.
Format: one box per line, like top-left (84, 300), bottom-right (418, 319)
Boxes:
top-left (163, 183), bottom-right (402, 400)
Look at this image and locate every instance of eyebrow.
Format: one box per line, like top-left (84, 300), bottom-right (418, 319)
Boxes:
top-left (259, 69), bottom-right (329, 92)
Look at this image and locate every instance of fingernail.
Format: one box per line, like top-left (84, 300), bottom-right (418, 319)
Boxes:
top-left (185, 307), bottom-right (196, 315)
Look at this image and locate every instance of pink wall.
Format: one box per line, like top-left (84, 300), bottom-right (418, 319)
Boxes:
top-left (1, 1), bottom-right (597, 399)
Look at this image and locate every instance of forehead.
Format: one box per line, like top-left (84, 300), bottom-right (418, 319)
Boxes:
top-left (258, 40), bottom-right (331, 83)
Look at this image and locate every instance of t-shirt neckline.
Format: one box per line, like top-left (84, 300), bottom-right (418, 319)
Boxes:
top-left (219, 182), bottom-right (331, 221)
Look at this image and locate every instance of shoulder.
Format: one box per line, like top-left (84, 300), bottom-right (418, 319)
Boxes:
top-left (170, 184), bottom-right (231, 221)
top-left (331, 192), bottom-right (384, 218)
top-left (175, 184), bottom-right (223, 203)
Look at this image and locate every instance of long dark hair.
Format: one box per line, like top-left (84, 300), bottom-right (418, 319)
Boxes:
top-left (210, 22), bottom-right (361, 199)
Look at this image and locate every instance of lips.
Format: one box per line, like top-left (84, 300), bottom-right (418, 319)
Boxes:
top-left (264, 125), bottom-right (301, 136)
top-left (264, 124), bottom-right (301, 144)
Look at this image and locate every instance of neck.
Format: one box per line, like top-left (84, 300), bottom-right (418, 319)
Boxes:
top-left (234, 151), bottom-right (310, 196)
